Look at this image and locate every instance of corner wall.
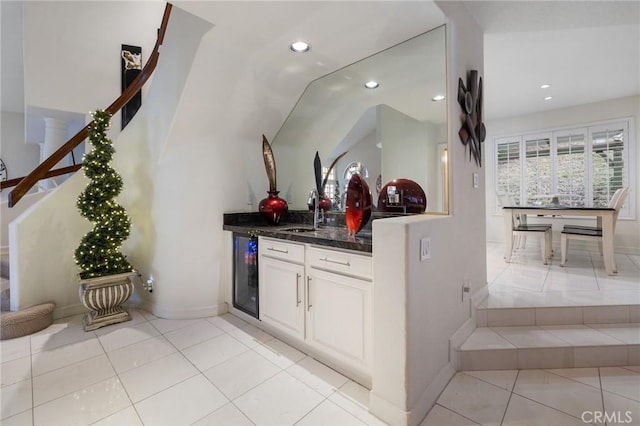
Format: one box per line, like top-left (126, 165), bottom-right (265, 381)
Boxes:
top-left (370, 2), bottom-right (485, 424)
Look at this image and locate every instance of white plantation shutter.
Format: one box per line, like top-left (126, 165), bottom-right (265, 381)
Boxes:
top-left (590, 123), bottom-right (627, 211)
top-left (554, 129), bottom-right (587, 207)
top-left (523, 134), bottom-right (552, 205)
top-left (494, 118), bottom-right (634, 218)
top-left (495, 137), bottom-right (522, 205)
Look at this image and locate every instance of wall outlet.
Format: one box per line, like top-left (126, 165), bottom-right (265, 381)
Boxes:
top-left (420, 237), bottom-right (431, 261)
top-left (462, 279), bottom-right (470, 301)
top-left (473, 172), bottom-right (479, 189)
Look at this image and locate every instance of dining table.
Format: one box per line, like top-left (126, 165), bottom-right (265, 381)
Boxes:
top-left (502, 205), bottom-right (617, 275)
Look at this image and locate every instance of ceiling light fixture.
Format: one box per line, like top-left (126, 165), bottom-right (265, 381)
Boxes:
top-left (544, 96), bottom-right (553, 101)
top-left (364, 81), bottom-right (379, 89)
top-left (290, 41), bottom-right (310, 53)
top-left (540, 84), bottom-right (551, 89)
top-left (432, 94), bottom-right (445, 102)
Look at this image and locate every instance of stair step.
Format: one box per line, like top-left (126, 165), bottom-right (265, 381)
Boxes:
top-left (477, 304), bottom-right (640, 327)
top-left (458, 324), bottom-right (639, 371)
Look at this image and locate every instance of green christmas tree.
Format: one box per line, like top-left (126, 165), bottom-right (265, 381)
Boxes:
top-left (75, 110), bottom-right (134, 279)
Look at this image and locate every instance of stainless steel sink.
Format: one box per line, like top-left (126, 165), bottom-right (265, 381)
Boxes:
top-left (281, 227), bottom-right (317, 233)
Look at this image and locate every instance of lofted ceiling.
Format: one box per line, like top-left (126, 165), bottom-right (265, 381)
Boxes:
top-left (461, 0), bottom-right (640, 120)
top-left (6, 1), bottom-right (639, 125)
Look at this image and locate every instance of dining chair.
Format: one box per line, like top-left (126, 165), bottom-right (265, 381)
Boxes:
top-left (498, 193), bottom-right (553, 264)
top-left (560, 187), bottom-right (629, 269)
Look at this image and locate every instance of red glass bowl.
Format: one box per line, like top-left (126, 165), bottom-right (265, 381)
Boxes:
top-left (345, 174), bottom-right (372, 236)
top-left (377, 178), bottom-right (426, 213)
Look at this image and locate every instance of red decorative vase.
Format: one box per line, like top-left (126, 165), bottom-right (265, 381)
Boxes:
top-left (259, 191), bottom-right (288, 225)
top-left (345, 174), bottom-right (372, 236)
top-left (377, 178), bottom-right (427, 213)
top-left (307, 195), bottom-right (333, 212)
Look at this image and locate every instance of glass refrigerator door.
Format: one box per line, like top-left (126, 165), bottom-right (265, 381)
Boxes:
top-left (233, 235), bottom-right (259, 318)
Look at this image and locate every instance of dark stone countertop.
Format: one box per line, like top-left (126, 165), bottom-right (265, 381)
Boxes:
top-left (223, 211), bottom-right (373, 253)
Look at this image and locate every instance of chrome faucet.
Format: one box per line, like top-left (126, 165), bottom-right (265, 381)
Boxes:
top-left (308, 188), bottom-right (321, 229)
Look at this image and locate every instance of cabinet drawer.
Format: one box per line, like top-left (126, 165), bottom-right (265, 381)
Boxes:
top-left (307, 246), bottom-right (372, 280)
top-left (259, 237), bottom-right (305, 263)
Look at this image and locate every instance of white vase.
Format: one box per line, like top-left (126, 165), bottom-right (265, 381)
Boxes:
top-left (78, 271), bottom-right (136, 331)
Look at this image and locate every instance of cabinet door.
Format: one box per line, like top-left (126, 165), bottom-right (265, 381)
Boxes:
top-left (259, 256), bottom-right (305, 340)
top-left (306, 268), bottom-right (371, 372)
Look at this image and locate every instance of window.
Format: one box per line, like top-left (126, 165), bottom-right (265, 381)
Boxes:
top-left (494, 118), bottom-right (634, 218)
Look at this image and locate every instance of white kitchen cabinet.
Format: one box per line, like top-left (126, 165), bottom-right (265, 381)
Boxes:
top-left (306, 267), bottom-right (371, 373)
top-left (259, 238), bottom-right (305, 340)
top-left (258, 237), bottom-right (372, 379)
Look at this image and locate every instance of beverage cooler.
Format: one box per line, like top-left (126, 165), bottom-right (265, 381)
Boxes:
top-left (233, 233), bottom-right (259, 318)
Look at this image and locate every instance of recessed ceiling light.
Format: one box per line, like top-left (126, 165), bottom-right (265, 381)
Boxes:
top-left (290, 41), bottom-right (310, 53)
top-left (544, 96), bottom-right (553, 101)
top-left (364, 81), bottom-right (379, 89)
top-left (540, 84), bottom-right (551, 89)
top-left (432, 94), bottom-right (445, 102)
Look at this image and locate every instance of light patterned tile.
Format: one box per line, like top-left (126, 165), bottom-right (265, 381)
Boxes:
top-left (459, 328), bottom-right (515, 350)
top-left (91, 406), bottom-right (143, 426)
top-left (502, 393), bottom-right (585, 425)
top-left (203, 349), bottom-right (280, 400)
top-left (119, 352), bottom-right (199, 402)
top-left (1, 409), bottom-right (33, 426)
top-left (0, 379), bottom-right (32, 420)
top-left (192, 402), bottom-right (253, 426)
top-left (491, 326), bottom-right (568, 348)
top-left (286, 356), bottom-right (349, 397)
top-left (544, 367), bottom-right (601, 389)
top-left (163, 320), bottom-right (225, 350)
top-left (421, 405), bottom-right (479, 425)
top-left (106, 335), bottom-right (177, 373)
top-left (601, 391), bottom-right (640, 425)
top-left (1, 355), bottom-right (31, 386)
top-left (31, 337), bottom-right (104, 376)
top-left (328, 381), bottom-right (387, 426)
top-left (234, 371), bottom-right (324, 425)
top-left (252, 338), bottom-right (306, 369)
top-left (181, 333), bottom-right (249, 371)
top-left (574, 345), bottom-right (628, 368)
top-left (463, 370), bottom-right (518, 391)
top-left (540, 325), bottom-right (622, 346)
top-left (33, 377), bottom-right (130, 426)
top-left (32, 354), bottom-right (115, 406)
top-left (435, 373), bottom-right (511, 426)
top-left (459, 349), bottom-right (518, 371)
top-left (599, 367), bottom-right (640, 402)
top-left (135, 375), bottom-right (228, 426)
top-left (297, 399), bottom-right (364, 426)
top-left (97, 322), bottom-right (160, 353)
top-left (588, 323), bottom-right (640, 344)
top-left (513, 369), bottom-right (603, 419)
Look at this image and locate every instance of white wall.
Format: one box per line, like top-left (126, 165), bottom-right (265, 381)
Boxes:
top-left (370, 2), bottom-right (485, 424)
top-left (485, 95), bottom-right (640, 253)
top-left (23, 1), bottom-right (165, 132)
top-left (0, 112), bottom-right (39, 185)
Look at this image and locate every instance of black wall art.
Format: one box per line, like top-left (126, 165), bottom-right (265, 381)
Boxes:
top-left (457, 70), bottom-right (486, 167)
top-left (121, 44), bottom-right (142, 129)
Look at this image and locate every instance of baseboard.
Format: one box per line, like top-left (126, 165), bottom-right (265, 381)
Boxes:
top-left (369, 362), bottom-right (456, 426)
top-left (53, 303), bottom-right (86, 320)
top-left (139, 301), bottom-right (229, 319)
top-left (408, 362), bottom-right (457, 425)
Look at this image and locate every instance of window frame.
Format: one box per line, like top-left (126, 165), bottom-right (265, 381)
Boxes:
top-left (493, 117), bottom-right (635, 220)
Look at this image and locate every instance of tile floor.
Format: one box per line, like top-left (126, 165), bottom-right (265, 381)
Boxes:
top-left (1, 243), bottom-right (638, 425)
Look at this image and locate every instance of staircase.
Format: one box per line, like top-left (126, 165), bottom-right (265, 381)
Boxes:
top-left (0, 253), bottom-right (55, 340)
top-left (459, 302), bottom-right (638, 370)
top-left (459, 243), bottom-right (639, 370)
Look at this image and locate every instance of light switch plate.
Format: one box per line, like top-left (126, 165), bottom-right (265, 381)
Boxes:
top-left (420, 237), bottom-right (431, 261)
top-left (473, 172), bottom-right (479, 188)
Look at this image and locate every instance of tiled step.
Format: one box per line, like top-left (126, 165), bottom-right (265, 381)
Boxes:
top-left (458, 323), bottom-right (639, 371)
top-left (477, 304), bottom-right (640, 327)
